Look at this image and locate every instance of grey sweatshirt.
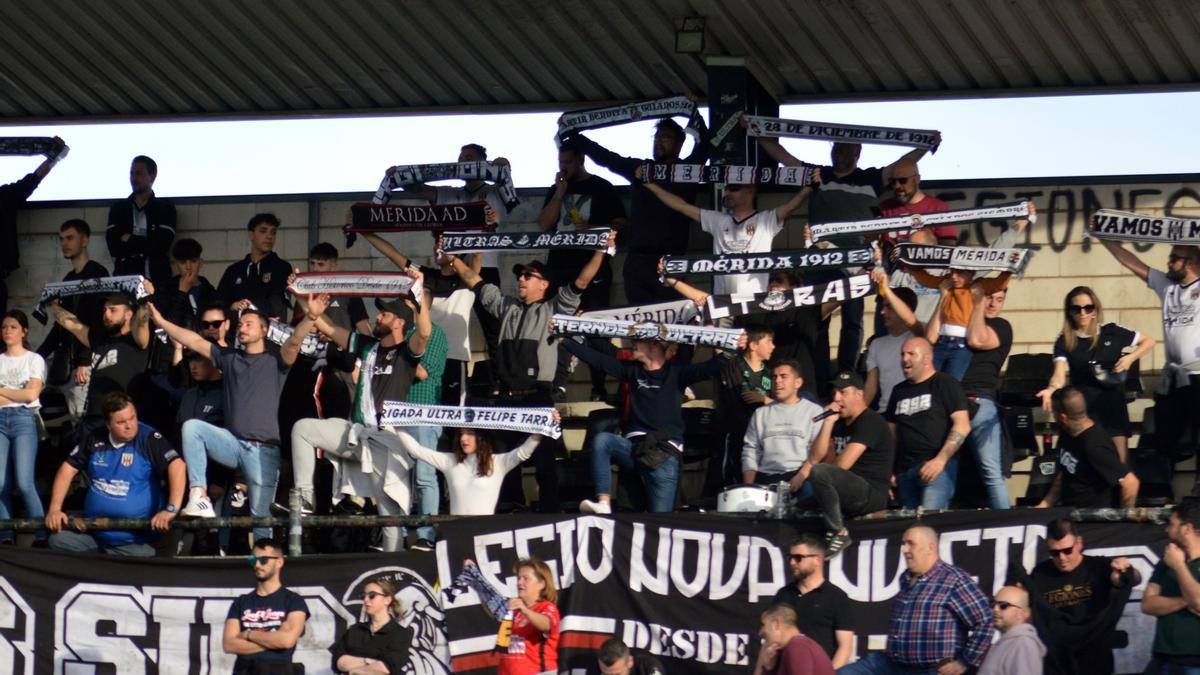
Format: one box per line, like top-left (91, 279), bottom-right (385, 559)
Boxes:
top-left (978, 623), bottom-right (1045, 675)
top-left (476, 281), bottom-right (580, 391)
top-left (742, 399), bottom-right (824, 474)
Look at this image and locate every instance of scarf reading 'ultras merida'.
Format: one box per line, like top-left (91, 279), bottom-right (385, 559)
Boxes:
top-left (662, 247), bottom-right (874, 277)
top-left (556, 96), bottom-right (703, 143)
top-left (639, 162), bottom-right (815, 187)
top-left (439, 228), bottom-right (615, 255)
top-left (378, 401), bottom-right (562, 439)
top-left (372, 161), bottom-right (518, 210)
top-left (743, 115), bottom-right (940, 150)
top-left (702, 274), bottom-right (876, 321)
top-left (33, 275), bottom-right (149, 324)
top-left (0, 137), bottom-right (69, 160)
top-left (809, 201), bottom-right (1031, 242)
top-left (551, 314), bottom-right (743, 350)
top-left (288, 272), bottom-right (421, 297)
top-left (893, 243), bottom-right (1034, 275)
top-left (346, 201), bottom-right (490, 235)
top-left (1088, 209), bottom-right (1200, 244)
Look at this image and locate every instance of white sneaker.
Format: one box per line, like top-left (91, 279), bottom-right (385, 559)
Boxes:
top-left (579, 499), bottom-right (611, 514)
top-left (182, 493), bottom-right (217, 518)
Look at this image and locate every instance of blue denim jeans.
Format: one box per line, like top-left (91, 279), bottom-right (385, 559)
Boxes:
top-left (1144, 658), bottom-right (1200, 675)
top-left (182, 419), bottom-right (280, 542)
top-left (896, 456), bottom-right (959, 510)
top-left (591, 432), bottom-right (679, 513)
top-left (406, 425), bottom-right (441, 543)
top-left (837, 653), bottom-right (938, 675)
top-left (49, 528), bottom-right (155, 556)
top-left (0, 407), bottom-right (44, 541)
top-left (933, 335), bottom-right (972, 380)
top-left (968, 397), bottom-right (1010, 509)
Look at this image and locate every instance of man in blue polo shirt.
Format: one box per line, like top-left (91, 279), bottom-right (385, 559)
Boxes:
top-left (44, 391), bottom-right (185, 556)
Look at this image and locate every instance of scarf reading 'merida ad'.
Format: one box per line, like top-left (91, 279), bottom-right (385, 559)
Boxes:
top-left (347, 201), bottom-right (490, 234)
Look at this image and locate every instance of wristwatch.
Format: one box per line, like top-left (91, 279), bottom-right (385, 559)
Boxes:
top-left (165, 504), bottom-right (179, 514)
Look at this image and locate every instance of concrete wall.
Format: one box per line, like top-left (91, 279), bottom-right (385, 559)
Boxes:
top-left (13, 174), bottom-right (1200, 369)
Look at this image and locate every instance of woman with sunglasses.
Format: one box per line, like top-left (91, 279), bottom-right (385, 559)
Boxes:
top-left (1037, 286), bottom-right (1154, 461)
top-left (332, 578), bottom-right (413, 674)
top-left (0, 310), bottom-right (47, 545)
top-left (392, 411), bottom-right (557, 516)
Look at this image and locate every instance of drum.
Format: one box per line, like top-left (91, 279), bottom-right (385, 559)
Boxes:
top-left (717, 483), bottom-right (778, 513)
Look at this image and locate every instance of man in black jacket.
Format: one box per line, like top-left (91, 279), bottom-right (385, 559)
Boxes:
top-left (217, 213), bottom-right (293, 320)
top-left (0, 136), bottom-right (65, 313)
top-left (565, 117), bottom-right (708, 304)
top-left (107, 155), bottom-right (176, 287)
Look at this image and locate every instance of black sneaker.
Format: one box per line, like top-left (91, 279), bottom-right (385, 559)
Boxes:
top-left (825, 531), bottom-right (853, 558)
top-left (552, 387), bottom-right (568, 403)
top-left (589, 388), bottom-right (608, 403)
top-left (412, 538), bottom-right (435, 552)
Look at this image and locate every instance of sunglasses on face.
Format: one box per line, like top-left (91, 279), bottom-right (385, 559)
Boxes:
top-left (992, 600), bottom-right (1024, 610)
top-left (200, 320), bottom-right (224, 329)
top-left (517, 271), bottom-right (545, 281)
top-left (889, 175), bottom-right (915, 185)
top-left (789, 553), bottom-right (821, 562)
top-left (1047, 544), bottom-right (1076, 558)
top-left (247, 555), bottom-right (281, 566)
top-left (362, 591), bottom-right (391, 601)
top-left (1068, 304), bottom-right (1096, 315)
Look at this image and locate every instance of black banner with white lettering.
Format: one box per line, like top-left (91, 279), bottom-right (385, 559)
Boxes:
top-left (1089, 209), bottom-right (1200, 244)
top-left (893, 243), bottom-right (1033, 275)
top-left (640, 162), bottom-right (816, 187)
top-left (348, 201), bottom-right (490, 233)
top-left (440, 228), bottom-right (615, 255)
top-left (702, 274), bottom-right (876, 321)
top-left (662, 248), bottom-right (874, 278)
top-left (0, 510), bottom-right (1166, 674)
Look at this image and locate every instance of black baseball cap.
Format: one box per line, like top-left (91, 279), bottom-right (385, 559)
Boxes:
top-left (375, 297), bottom-right (415, 324)
top-left (513, 260), bottom-right (549, 279)
top-left (830, 370), bottom-right (865, 390)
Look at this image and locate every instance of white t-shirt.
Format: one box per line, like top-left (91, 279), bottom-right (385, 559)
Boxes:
top-left (0, 351), bottom-right (46, 409)
top-left (430, 287), bottom-right (475, 362)
top-left (866, 332), bottom-right (907, 411)
top-left (436, 184), bottom-right (509, 269)
top-left (698, 209), bottom-right (783, 295)
top-left (1148, 269), bottom-right (1200, 371)
top-left (396, 430), bottom-right (537, 515)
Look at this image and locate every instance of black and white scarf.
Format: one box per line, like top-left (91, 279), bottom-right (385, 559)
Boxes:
top-left (743, 115), bottom-right (940, 150)
top-left (372, 161), bottom-right (518, 210)
top-left (33, 275), bottom-right (149, 324)
top-left (639, 162), bottom-right (816, 187)
top-left (702, 274), bottom-right (876, 321)
top-left (556, 96), bottom-right (703, 143)
top-left (288, 272), bottom-right (421, 298)
top-left (347, 201), bottom-right (490, 234)
top-left (265, 319), bottom-right (327, 360)
top-left (581, 299), bottom-right (697, 325)
top-left (0, 137), bottom-right (69, 160)
top-left (440, 228), bottom-right (615, 255)
top-left (552, 314), bottom-right (743, 350)
top-left (662, 247), bottom-right (874, 277)
top-left (379, 402), bottom-right (561, 439)
top-left (1088, 209), bottom-right (1200, 244)
top-left (893, 243), bottom-right (1033, 275)
top-left (810, 201), bottom-right (1032, 242)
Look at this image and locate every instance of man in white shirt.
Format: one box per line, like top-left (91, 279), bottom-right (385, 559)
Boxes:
top-left (864, 278), bottom-right (922, 412)
top-left (638, 167), bottom-right (815, 297)
top-left (1097, 230), bottom-right (1200, 494)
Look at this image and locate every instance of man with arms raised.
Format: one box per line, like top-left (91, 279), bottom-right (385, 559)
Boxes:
top-left (770, 534), bottom-right (855, 668)
top-left (809, 371), bottom-right (895, 556)
top-left (224, 537), bottom-right (310, 672)
top-left (887, 337), bottom-right (971, 509)
top-left (840, 525), bottom-right (991, 675)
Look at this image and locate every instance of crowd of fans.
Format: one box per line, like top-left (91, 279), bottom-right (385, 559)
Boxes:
top-left (1, 112), bottom-right (1199, 672)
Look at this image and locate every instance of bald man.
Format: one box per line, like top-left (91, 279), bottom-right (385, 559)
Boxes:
top-left (886, 337), bottom-right (971, 509)
top-left (879, 157), bottom-right (957, 247)
top-left (979, 586), bottom-right (1045, 675)
top-left (841, 526), bottom-right (992, 675)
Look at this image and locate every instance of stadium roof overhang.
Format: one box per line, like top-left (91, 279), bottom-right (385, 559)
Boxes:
top-left (3, 0), bottom-right (1198, 124)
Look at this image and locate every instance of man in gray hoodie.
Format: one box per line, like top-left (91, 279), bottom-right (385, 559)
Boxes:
top-left (979, 585), bottom-right (1045, 675)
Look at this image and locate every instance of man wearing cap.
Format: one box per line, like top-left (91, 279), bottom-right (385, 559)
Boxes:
top-left (47, 290), bottom-right (153, 444)
top-left (741, 360), bottom-right (825, 497)
top-left (445, 230), bottom-right (615, 513)
top-left (809, 371), bottom-right (895, 556)
top-left (284, 282), bottom-right (432, 551)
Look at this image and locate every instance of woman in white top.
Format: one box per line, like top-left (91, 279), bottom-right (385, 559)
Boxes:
top-left (394, 423), bottom-right (551, 516)
top-left (0, 310), bottom-right (47, 544)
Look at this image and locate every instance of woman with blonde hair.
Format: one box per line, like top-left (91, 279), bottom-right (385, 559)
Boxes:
top-left (1036, 286), bottom-right (1154, 461)
top-left (331, 577), bottom-right (414, 674)
top-left (499, 557), bottom-right (560, 675)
